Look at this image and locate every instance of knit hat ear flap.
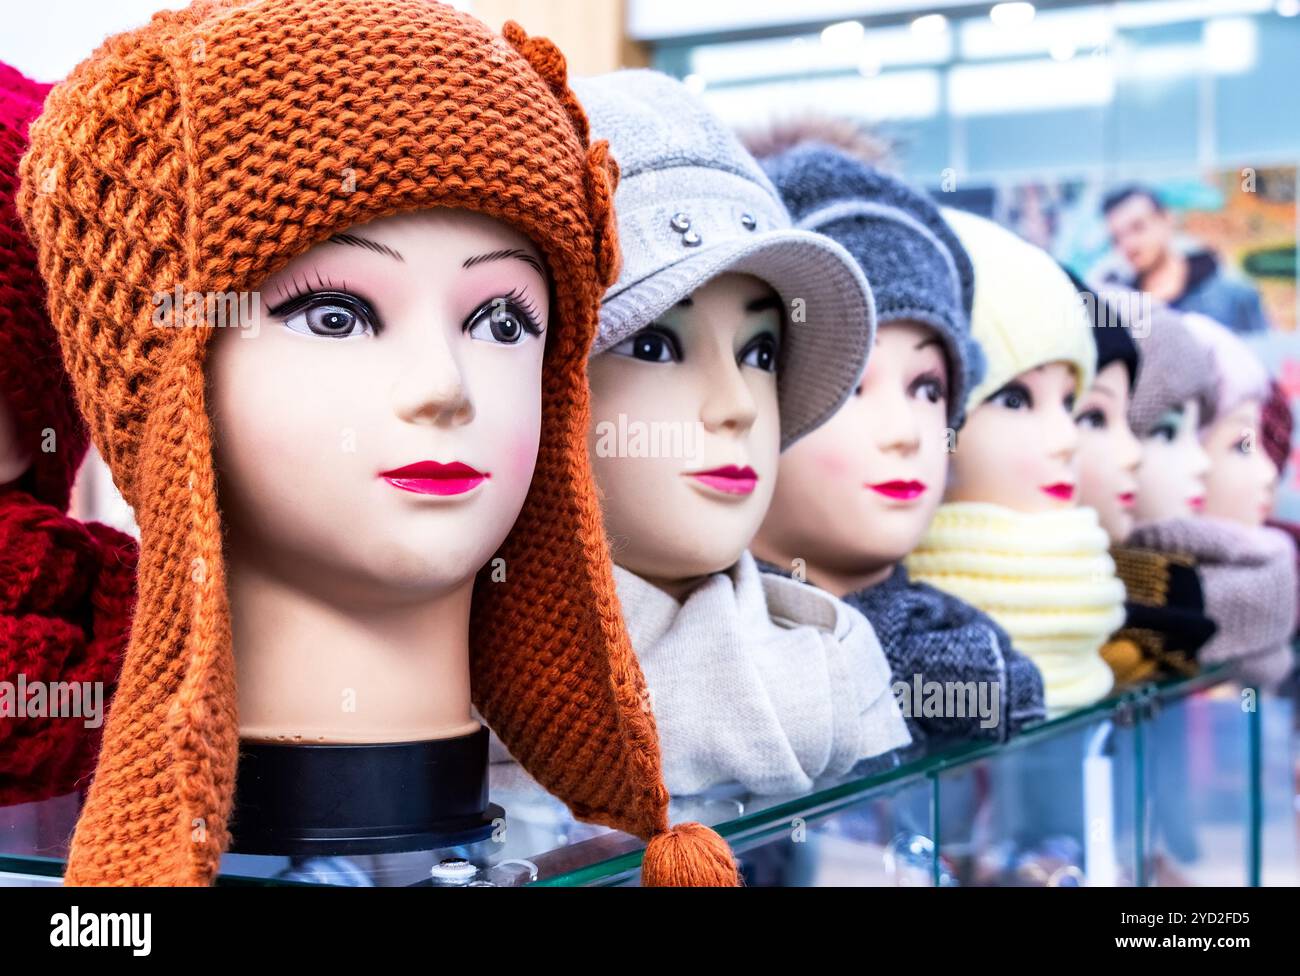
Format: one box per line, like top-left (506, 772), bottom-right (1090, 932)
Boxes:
top-left (63, 333), bottom-right (238, 886)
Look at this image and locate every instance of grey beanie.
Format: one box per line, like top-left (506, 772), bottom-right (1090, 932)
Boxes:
top-left (1118, 294), bottom-right (1219, 436)
top-left (571, 70), bottom-right (875, 449)
top-left (757, 143), bottom-right (982, 427)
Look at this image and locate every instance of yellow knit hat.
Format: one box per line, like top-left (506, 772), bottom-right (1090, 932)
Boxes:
top-left (941, 208), bottom-right (1095, 412)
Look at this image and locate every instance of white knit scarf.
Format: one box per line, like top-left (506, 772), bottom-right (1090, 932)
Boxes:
top-left (906, 502), bottom-right (1125, 713)
top-left (613, 551), bottom-right (910, 796)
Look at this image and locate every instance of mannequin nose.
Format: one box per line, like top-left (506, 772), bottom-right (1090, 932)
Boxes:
top-left (1046, 403), bottom-right (1080, 462)
top-left (1189, 440), bottom-right (1212, 481)
top-left (700, 363), bottom-right (759, 435)
top-left (391, 330), bottom-right (474, 427)
top-left (1118, 423), bottom-right (1143, 473)
top-left (877, 388), bottom-right (921, 455)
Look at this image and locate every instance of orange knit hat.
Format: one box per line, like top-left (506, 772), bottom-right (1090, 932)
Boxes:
top-left (19, 0), bottom-right (736, 886)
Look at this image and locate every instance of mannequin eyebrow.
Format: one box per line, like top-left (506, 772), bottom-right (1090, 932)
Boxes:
top-left (327, 233), bottom-right (405, 262)
top-left (746, 295), bottom-right (784, 314)
top-left (915, 337), bottom-right (943, 352)
top-left (462, 248), bottom-right (546, 276)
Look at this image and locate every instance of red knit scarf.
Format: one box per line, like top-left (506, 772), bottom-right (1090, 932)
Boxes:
top-left (0, 486), bottom-right (136, 805)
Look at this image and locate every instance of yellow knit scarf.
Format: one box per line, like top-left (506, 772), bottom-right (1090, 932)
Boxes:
top-left (906, 502), bottom-right (1125, 712)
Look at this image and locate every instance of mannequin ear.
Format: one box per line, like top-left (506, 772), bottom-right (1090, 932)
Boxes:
top-left (586, 140), bottom-right (621, 289)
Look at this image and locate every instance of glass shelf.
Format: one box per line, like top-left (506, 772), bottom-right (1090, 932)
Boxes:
top-left (0, 664), bottom-right (1285, 887)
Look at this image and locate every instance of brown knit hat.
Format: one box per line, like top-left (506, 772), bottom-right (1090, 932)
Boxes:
top-left (19, 0), bottom-right (736, 886)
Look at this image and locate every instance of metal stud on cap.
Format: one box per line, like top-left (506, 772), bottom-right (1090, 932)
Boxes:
top-left (682, 229), bottom-right (702, 247)
top-left (741, 213), bottom-right (757, 230)
top-left (670, 212), bottom-right (692, 232)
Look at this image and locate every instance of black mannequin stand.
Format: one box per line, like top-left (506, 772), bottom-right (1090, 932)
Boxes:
top-left (229, 725), bottom-right (503, 856)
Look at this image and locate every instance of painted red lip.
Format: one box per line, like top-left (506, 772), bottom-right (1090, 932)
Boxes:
top-left (1118, 491), bottom-right (1136, 509)
top-left (868, 480), bottom-right (927, 500)
top-left (685, 464), bottom-right (758, 496)
top-left (1189, 495), bottom-right (1206, 512)
top-left (1042, 483), bottom-right (1075, 501)
top-left (379, 460), bottom-right (488, 496)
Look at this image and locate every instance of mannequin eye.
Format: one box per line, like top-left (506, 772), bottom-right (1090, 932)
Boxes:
top-left (1063, 392), bottom-right (1076, 412)
top-left (1077, 407), bottom-right (1107, 430)
top-left (909, 371), bottom-right (947, 405)
top-left (272, 291), bottom-right (378, 338)
top-left (1150, 422), bottom-right (1178, 442)
top-left (465, 292), bottom-right (543, 345)
top-left (612, 326), bottom-right (681, 363)
top-left (989, 382), bottom-right (1032, 411)
top-left (738, 332), bottom-right (779, 373)
top-left (1149, 408), bottom-right (1183, 442)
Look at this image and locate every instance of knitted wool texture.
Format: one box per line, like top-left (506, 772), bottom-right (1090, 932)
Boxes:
top-left (1103, 547), bottom-right (1216, 686)
top-left (757, 145), bottom-right (983, 427)
top-left (0, 63), bottom-right (86, 511)
top-left (845, 564), bottom-right (1046, 742)
top-left (19, 0), bottom-right (731, 886)
top-left (0, 489), bottom-right (136, 804)
top-left (1128, 517), bottom-right (1297, 690)
top-left (1180, 311), bottom-right (1271, 422)
top-left (1122, 299), bottom-right (1219, 437)
top-left (940, 207), bottom-right (1095, 412)
top-left (906, 503), bottom-right (1124, 712)
top-left (1261, 379), bottom-right (1293, 475)
top-left (612, 552), bottom-right (911, 796)
top-left (0, 61), bottom-right (138, 807)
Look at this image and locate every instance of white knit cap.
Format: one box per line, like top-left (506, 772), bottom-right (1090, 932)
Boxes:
top-left (941, 208), bottom-right (1096, 412)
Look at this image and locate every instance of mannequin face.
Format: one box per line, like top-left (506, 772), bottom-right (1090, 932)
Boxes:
top-left (1202, 399), bottom-right (1277, 527)
top-left (587, 272), bottom-right (782, 590)
top-left (946, 362), bottom-right (1079, 513)
top-left (753, 320), bottom-right (949, 594)
top-left (210, 208), bottom-right (548, 605)
top-left (1075, 360), bottom-right (1142, 544)
top-left (1134, 398), bottom-right (1209, 523)
top-left (0, 392), bottom-right (31, 487)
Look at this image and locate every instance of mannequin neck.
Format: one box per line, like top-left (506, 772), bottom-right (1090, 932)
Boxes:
top-left (749, 539), bottom-right (895, 599)
top-left (227, 550), bottom-right (480, 744)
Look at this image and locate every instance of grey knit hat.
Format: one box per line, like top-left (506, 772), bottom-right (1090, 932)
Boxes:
top-left (1117, 294), bottom-right (1218, 436)
top-left (757, 143), bottom-right (982, 427)
top-left (572, 70), bottom-right (875, 449)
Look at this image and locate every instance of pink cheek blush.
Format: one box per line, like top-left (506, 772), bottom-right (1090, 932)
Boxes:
top-left (814, 449), bottom-right (856, 479)
top-left (506, 431), bottom-right (542, 484)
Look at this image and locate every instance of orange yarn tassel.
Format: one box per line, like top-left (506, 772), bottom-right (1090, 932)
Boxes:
top-left (641, 822), bottom-right (739, 887)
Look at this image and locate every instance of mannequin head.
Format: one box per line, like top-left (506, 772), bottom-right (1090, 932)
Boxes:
top-left (1202, 398), bottom-right (1277, 527)
top-left (1177, 312), bottom-right (1276, 528)
top-left (754, 320), bottom-right (950, 594)
top-left (1076, 360), bottom-right (1142, 544)
top-left (0, 392), bottom-right (30, 487)
top-left (1134, 398), bottom-right (1209, 522)
top-left (946, 362), bottom-right (1080, 513)
top-left (588, 272), bottom-right (782, 593)
top-left (210, 207), bottom-right (548, 607)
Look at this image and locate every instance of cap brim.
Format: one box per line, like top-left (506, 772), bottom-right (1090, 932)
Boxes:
top-left (596, 229), bottom-right (875, 449)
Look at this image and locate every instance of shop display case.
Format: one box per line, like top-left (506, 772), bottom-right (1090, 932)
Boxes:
top-left (1, 666), bottom-right (1290, 887)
